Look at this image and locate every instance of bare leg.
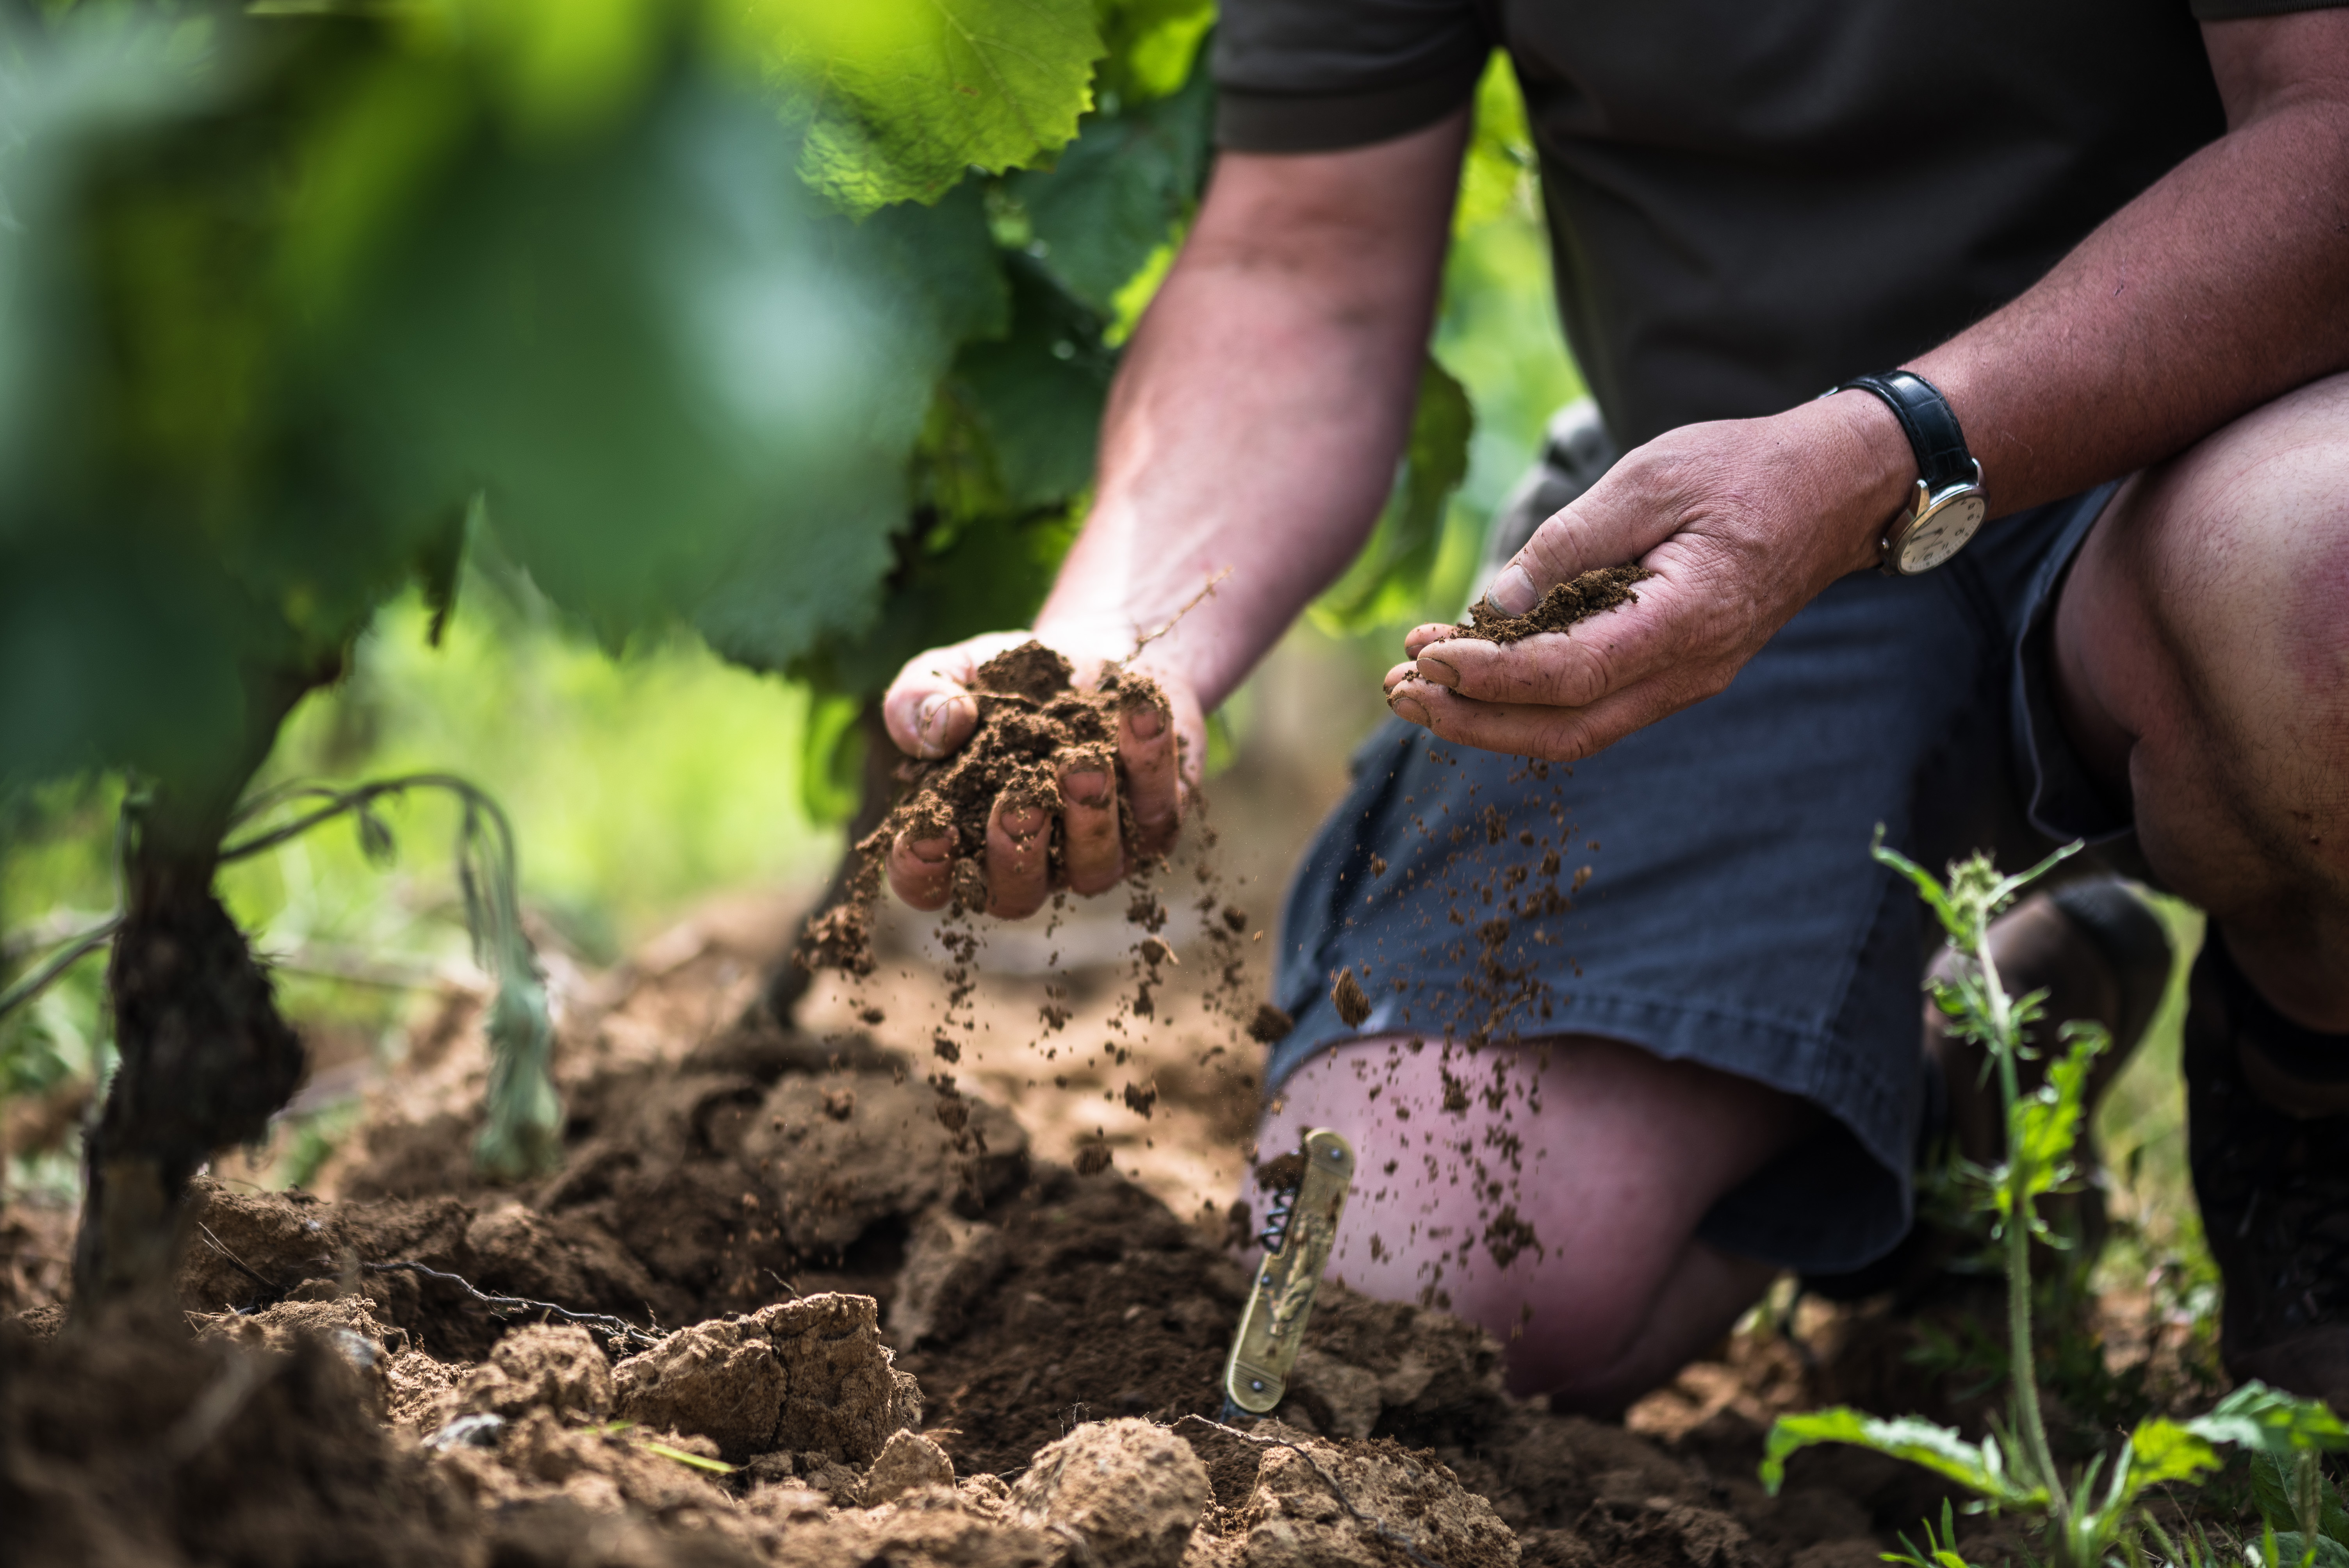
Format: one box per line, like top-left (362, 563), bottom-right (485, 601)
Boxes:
top-left (1257, 1033), bottom-right (1817, 1414)
top-left (2055, 371), bottom-right (2349, 1030)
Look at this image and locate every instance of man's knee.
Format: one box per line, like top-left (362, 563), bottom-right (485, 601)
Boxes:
top-left (1256, 1032), bottom-right (1811, 1395)
top-left (2064, 373), bottom-right (2349, 898)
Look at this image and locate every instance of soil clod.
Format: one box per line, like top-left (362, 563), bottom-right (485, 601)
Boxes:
top-left (1458, 565), bottom-right (1652, 644)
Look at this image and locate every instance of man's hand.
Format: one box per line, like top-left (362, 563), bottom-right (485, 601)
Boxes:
top-left (879, 630), bottom-right (1205, 919)
top-left (1383, 392), bottom-right (1916, 761)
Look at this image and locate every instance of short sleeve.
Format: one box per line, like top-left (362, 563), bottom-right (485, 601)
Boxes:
top-left (2188, 0), bottom-right (2349, 18)
top-left (1212, 0), bottom-right (1494, 153)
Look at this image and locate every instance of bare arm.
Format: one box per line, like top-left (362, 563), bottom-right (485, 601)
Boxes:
top-left (1398, 11), bottom-right (2349, 760)
top-left (879, 112), bottom-right (1467, 916)
top-left (1915, 12), bottom-right (2349, 511)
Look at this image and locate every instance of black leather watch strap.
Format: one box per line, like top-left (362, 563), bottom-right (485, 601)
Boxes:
top-left (1833, 371), bottom-right (1975, 495)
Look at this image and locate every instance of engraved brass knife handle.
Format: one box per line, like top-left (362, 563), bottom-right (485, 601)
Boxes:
top-left (1223, 1128), bottom-right (1355, 1416)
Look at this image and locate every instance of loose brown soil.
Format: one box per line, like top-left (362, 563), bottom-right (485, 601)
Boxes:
top-left (0, 877), bottom-right (2225, 1568)
top-left (802, 643), bottom-right (1173, 979)
top-left (1458, 565), bottom-right (1652, 644)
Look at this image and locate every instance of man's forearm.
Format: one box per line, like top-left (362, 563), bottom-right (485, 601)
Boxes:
top-left (1913, 13), bottom-right (2349, 516)
top-left (1033, 115), bottom-right (1469, 711)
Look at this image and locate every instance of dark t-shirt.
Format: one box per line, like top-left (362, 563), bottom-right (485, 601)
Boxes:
top-left (1213, 0), bottom-right (2320, 446)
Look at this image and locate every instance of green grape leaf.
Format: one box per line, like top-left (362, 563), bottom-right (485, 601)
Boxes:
top-left (693, 184), bottom-right (1012, 672)
top-left (744, 0), bottom-right (1107, 215)
top-left (1310, 359), bottom-right (1476, 633)
top-left (1010, 64), bottom-right (1212, 315)
top-left (950, 256), bottom-right (1116, 511)
top-left (1761, 1409), bottom-right (2043, 1506)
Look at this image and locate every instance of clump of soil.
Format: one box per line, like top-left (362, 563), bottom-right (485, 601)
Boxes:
top-left (800, 641), bottom-right (1172, 977)
top-left (1458, 564), bottom-right (1652, 644)
top-left (611, 1293), bottom-right (921, 1463)
top-left (1010, 1418), bottom-right (1210, 1568)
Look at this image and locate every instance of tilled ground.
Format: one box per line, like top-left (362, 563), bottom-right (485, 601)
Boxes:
top-left (0, 896), bottom-right (2196, 1568)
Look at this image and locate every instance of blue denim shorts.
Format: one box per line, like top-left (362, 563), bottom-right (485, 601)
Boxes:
top-left (1265, 485), bottom-right (2128, 1274)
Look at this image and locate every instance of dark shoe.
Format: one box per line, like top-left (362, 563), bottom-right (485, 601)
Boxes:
top-left (2186, 935), bottom-right (2349, 1409)
top-left (1805, 878), bottom-right (2173, 1303)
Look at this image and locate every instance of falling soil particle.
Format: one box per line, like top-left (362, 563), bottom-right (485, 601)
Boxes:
top-left (1457, 564), bottom-right (1652, 644)
top-left (1255, 1152), bottom-right (1307, 1195)
top-left (1332, 970), bottom-right (1373, 1027)
top-left (1248, 1003), bottom-right (1294, 1044)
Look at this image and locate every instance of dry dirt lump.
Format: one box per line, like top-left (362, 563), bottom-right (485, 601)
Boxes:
top-left (865, 1428), bottom-right (958, 1505)
top-left (744, 1070), bottom-right (1027, 1253)
top-left (611, 1292), bottom-right (920, 1464)
top-left (891, 1205), bottom-right (1012, 1347)
top-left (456, 1322), bottom-right (614, 1422)
top-left (1009, 1417), bottom-right (1212, 1568)
top-left (1208, 1425), bottom-right (1520, 1568)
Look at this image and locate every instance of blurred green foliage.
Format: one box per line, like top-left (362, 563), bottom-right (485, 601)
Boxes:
top-left (0, 0), bottom-right (1213, 809)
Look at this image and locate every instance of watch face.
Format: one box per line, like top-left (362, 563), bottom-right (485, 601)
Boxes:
top-left (1896, 492), bottom-right (1987, 574)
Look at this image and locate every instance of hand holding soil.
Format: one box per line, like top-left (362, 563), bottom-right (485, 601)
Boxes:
top-left (1386, 398), bottom-right (1916, 761)
top-left (879, 630), bottom-right (1203, 919)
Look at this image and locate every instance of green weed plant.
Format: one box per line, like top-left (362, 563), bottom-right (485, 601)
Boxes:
top-left (1762, 833), bottom-right (2349, 1568)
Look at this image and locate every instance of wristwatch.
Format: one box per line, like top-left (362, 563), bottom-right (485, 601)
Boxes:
top-left (1830, 371), bottom-right (1988, 576)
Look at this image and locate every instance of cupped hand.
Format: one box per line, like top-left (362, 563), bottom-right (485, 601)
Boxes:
top-left (879, 629), bottom-right (1205, 919)
top-left (1384, 394), bottom-right (1914, 761)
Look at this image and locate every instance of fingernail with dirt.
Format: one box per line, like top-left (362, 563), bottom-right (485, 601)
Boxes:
top-left (1388, 689), bottom-right (1431, 726)
top-left (1485, 563), bottom-right (1538, 616)
top-left (1416, 654), bottom-right (1460, 690)
top-left (1003, 807), bottom-right (1046, 840)
top-left (908, 836), bottom-right (952, 864)
top-left (1065, 771), bottom-right (1110, 806)
top-left (1126, 704), bottom-right (1165, 740)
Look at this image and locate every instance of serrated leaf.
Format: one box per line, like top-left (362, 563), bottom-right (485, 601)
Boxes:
top-left (741, 0), bottom-right (1106, 215)
top-left (1760, 1408), bottom-right (2043, 1506)
top-left (1011, 64), bottom-right (1211, 314)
